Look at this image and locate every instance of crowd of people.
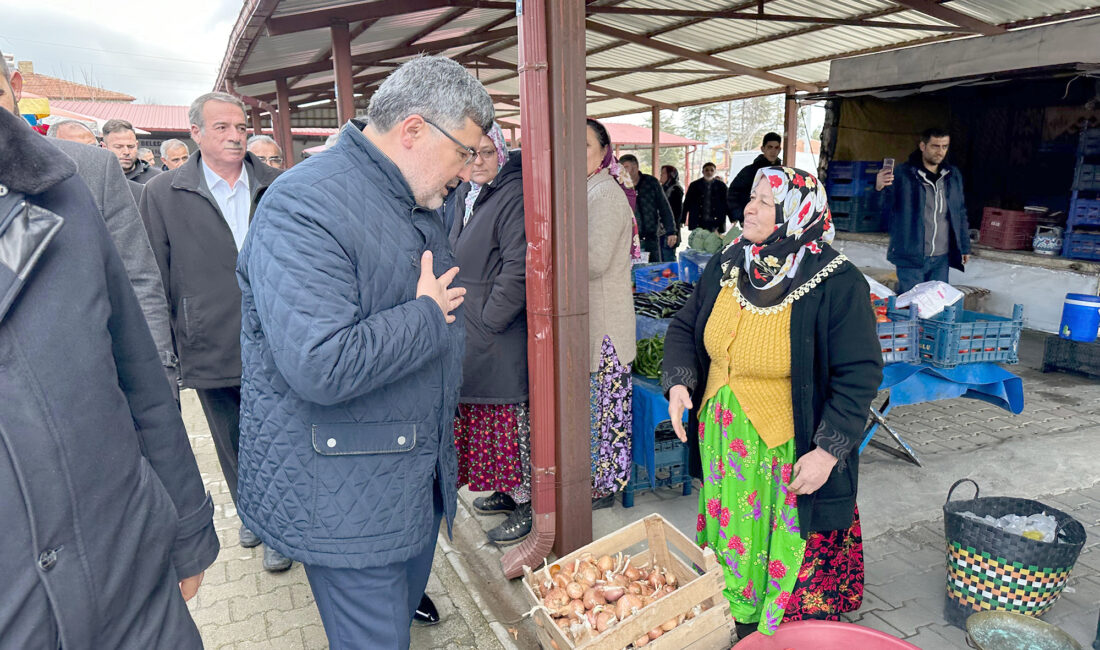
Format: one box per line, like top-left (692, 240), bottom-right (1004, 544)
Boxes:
top-left (0, 48), bottom-right (900, 648)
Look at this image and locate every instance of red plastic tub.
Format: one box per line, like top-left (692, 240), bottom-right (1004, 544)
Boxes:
top-left (733, 620), bottom-right (922, 649)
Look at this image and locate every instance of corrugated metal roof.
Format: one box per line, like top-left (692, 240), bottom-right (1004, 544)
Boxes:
top-left (215, 0), bottom-right (1100, 120)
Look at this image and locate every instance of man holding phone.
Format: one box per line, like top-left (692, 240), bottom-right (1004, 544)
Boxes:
top-left (876, 127), bottom-right (971, 294)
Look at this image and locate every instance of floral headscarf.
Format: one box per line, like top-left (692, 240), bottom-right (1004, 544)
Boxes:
top-left (719, 166), bottom-right (838, 310)
top-left (589, 127), bottom-right (642, 260)
top-left (463, 122), bottom-right (510, 226)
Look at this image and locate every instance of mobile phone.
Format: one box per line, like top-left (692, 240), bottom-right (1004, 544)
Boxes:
top-left (883, 158), bottom-right (895, 172)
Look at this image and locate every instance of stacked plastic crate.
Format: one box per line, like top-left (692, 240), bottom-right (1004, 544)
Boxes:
top-left (824, 161), bottom-right (885, 232)
top-left (1064, 129), bottom-right (1100, 261)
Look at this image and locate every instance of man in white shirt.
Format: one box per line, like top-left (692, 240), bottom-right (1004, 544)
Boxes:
top-left (138, 92), bottom-right (288, 572)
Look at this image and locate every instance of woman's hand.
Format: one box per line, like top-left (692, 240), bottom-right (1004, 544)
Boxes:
top-left (668, 385), bottom-right (693, 443)
top-left (789, 448), bottom-right (838, 495)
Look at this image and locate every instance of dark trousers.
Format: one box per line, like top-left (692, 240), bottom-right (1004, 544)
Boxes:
top-left (895, 254), bottom-right (949, 295)
top-left (304, 484), bottom-right (444, 650)
top-left (194, 386), bottom-right (241, 505)
top-left (642, 237), bottom-right (677, 264)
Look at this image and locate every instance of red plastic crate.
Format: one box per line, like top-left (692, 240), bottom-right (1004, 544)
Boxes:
top-left (979, 207), bottom-right (1038, 250)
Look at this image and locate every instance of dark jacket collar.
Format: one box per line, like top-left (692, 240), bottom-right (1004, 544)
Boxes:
top-left (0, 108), bottom-right (77, 194)
top-left (753, 153), bottom-right (781, 168)
top-left (171, 149), bottom-right (281, 197)
top-left (344, 119), bottom-right (419, 209)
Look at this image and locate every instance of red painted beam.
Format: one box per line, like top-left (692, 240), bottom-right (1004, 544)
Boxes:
top-left (331, 19), bottom-right (356, 125)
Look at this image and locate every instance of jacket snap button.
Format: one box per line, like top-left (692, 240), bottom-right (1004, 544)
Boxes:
top-left (0, 184), bottom-right (8, 197)
top-left (37, 548), bottom-right (58, 571)
top-left (326, 438), bottom-right (336, 448)
top-left (397, 436), bottom-right (407, 445)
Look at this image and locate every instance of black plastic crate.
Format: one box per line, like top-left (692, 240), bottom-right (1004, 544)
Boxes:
top-left (1080, 129), bottom-right (1100, 157)
top-left (1076, 163), bottom-right (1100, 191)
top-left (1043, 336), bottom-right (1100, 379)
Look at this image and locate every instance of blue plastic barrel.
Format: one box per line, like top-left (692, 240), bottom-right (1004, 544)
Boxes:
top-left (1060, 293), bottom-right (1100, 342)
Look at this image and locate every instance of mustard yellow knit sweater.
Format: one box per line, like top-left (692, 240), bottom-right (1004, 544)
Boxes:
top-left (701, 285), bottom-right (794, 448)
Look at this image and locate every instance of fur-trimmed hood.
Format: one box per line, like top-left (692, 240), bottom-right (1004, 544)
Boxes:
top-left (0, 107), bottom-right (77, 195)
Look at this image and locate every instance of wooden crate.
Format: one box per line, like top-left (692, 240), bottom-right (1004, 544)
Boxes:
top-left (521, 514), bottom-right (734, 650)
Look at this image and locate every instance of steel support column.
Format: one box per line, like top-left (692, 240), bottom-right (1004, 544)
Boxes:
top-left (250, 107), bottom-right (264, 135)
top-left (783, 89), bottom-right (798, 167)
top-left (501, 0), bottom-right (589, 575)
top-left (274, 77), bottom-right (295, 169)
top-left (331, 19), bottom-right (356, 125)
top-left (651, 107), bottom-right (660, 175)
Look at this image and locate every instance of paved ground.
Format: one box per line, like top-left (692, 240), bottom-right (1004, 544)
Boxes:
top-left (184, 330), bottom-right (1100, 649)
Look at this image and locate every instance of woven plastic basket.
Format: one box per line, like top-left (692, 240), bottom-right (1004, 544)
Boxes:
top-left (942, 479), bottom-right (1087, 629)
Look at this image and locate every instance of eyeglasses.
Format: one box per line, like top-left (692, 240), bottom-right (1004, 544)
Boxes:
top-left (423, 117), bottom-right (477, 166)
top-left (256, 155), bottom-right (283, 165)
top-left (475, 148), bottom-right (498, 162)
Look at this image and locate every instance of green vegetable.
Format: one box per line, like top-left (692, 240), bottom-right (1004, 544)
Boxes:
top-left (635, 336), bottom-right (665, 379)
top-left (687, 228), bottom-right (726, 254)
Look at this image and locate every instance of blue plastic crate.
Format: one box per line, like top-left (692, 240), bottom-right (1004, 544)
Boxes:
top-left (633, 262), bottom-right (679, 293)
top-left (636, 314), bottom-right (671, 341)
top-left (678, 249), bottom-right (714, 284)
top-left (826, 178), bottom-right (877, 198)
top-left (1069, 193), bottom-right (1100, 230)
top-left (914, 303), bottom-right (1024, 368)
top-left (1064, 231), bottom-right (1100, 261)
top-left (1079, 129), bottom-right (1100, 156)
top-left (623, 426), bottom-right (692, 508)
top-left (826, 160), bottom-right (883, 181)
top-left (878, 298), bottom-right (920, 364)
top-left (1076, 163), bottom-right (1100, 191)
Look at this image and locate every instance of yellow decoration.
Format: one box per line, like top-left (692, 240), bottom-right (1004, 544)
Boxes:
top-left (18, 97), bottom-right (50, 118)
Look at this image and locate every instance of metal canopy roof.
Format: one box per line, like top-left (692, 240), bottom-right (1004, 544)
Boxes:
top-left (215, 0), bottom-right (1100, 121)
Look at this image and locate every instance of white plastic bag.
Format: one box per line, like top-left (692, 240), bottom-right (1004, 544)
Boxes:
top-left (959, 511), bottom-right (1059, 543)
top-left (896, 281), bottom-right (964, 318)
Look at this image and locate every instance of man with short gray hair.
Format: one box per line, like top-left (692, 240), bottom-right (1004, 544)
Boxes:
top-left (47, 119), bottom-right (97, 145)
top-left (237, 55), bottom-right (493, 648)
top-left (159, 138), bottom-right (190, 170)
top-left (102, 118), bottom-right (160, 184)
top-left (246, 134), bottom-right (283, 169)
top-left (139, 90), bottom-right (288, 573)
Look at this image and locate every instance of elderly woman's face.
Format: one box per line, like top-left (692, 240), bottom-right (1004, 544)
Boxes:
top-left (742, 176), bottom-right (778, 244)
top-left (470, 134), bottom-right (499, 185)
top-left (585, 126), bottom-right (605, 177)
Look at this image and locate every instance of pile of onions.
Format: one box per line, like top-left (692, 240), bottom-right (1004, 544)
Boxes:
top-left (526, 552), bottom-right (703, 647)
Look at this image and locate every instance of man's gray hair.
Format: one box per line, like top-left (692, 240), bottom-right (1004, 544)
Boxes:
top-left (138, 147), bottom-right (152, 156)
top-left (247, 134), bottom-right (280, 152)
top-left (0, 51), bottom-right (10, 85)
top-left (189, 91), bottom-right (247, 129)
top-left (366, 56), bottom-right (494, 134)
top-left (160, 138), bottom-right (187, 157)
top-left (46, 119), bottom-right (95, 138)
top-left (101, 118), bottom-right (136, 137)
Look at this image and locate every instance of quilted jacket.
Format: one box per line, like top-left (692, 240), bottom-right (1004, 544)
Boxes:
top-left (236, 121), bottom-right (465, 569)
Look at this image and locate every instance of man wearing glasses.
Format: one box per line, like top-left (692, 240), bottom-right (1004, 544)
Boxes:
top-left (236, 55), bottom-right (493, 649)
top-left (247, 134), bottom-right (285, 170)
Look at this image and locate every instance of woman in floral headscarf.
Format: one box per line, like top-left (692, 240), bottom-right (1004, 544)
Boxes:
top-left (662, 167), bottom-right (883, 638)
top-left (584, 118), bottom-right (637, 508)
top-left (448, 124), bottom-right (533, 545)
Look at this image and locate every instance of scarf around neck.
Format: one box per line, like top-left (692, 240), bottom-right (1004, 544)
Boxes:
top-left (718, 166), bottom-right (842, 311)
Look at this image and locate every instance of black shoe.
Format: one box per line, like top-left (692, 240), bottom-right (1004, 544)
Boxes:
top-left (472, 491), bottom-right (517, 515)
top-left (413, 594), bottom-right (441, 625)
top-left (735, 621), bottom-right (758, 639)
top-left (239, 525), bottom-right (262, 549)
top-left (487, 502), bottom-right (532, 545)
top-left (262, 546), bottom-right (293, 572)
top-left (592, 494), bottom-right (615, 510)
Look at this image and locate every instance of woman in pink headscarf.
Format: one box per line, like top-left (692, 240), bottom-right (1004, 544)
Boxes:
top-left (584, 118), bottom-right (637, 508)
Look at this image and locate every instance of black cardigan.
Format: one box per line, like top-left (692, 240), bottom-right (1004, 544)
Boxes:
top-left (661, 249), bottom-right (883, 536)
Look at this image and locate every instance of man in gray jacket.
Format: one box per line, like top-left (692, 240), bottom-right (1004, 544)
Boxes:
top-left (29, 74), bottom-right (179, 394)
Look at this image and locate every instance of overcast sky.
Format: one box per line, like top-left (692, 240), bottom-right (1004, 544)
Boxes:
top-left (0, 0), bottom-right (240, 105)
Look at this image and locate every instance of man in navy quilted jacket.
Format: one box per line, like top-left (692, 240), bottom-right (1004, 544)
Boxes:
top-left (237, 56), bottom-right (493, 650)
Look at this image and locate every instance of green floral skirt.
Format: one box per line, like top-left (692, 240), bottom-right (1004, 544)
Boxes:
top-left (696, 385), bottom-right (806, 636)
